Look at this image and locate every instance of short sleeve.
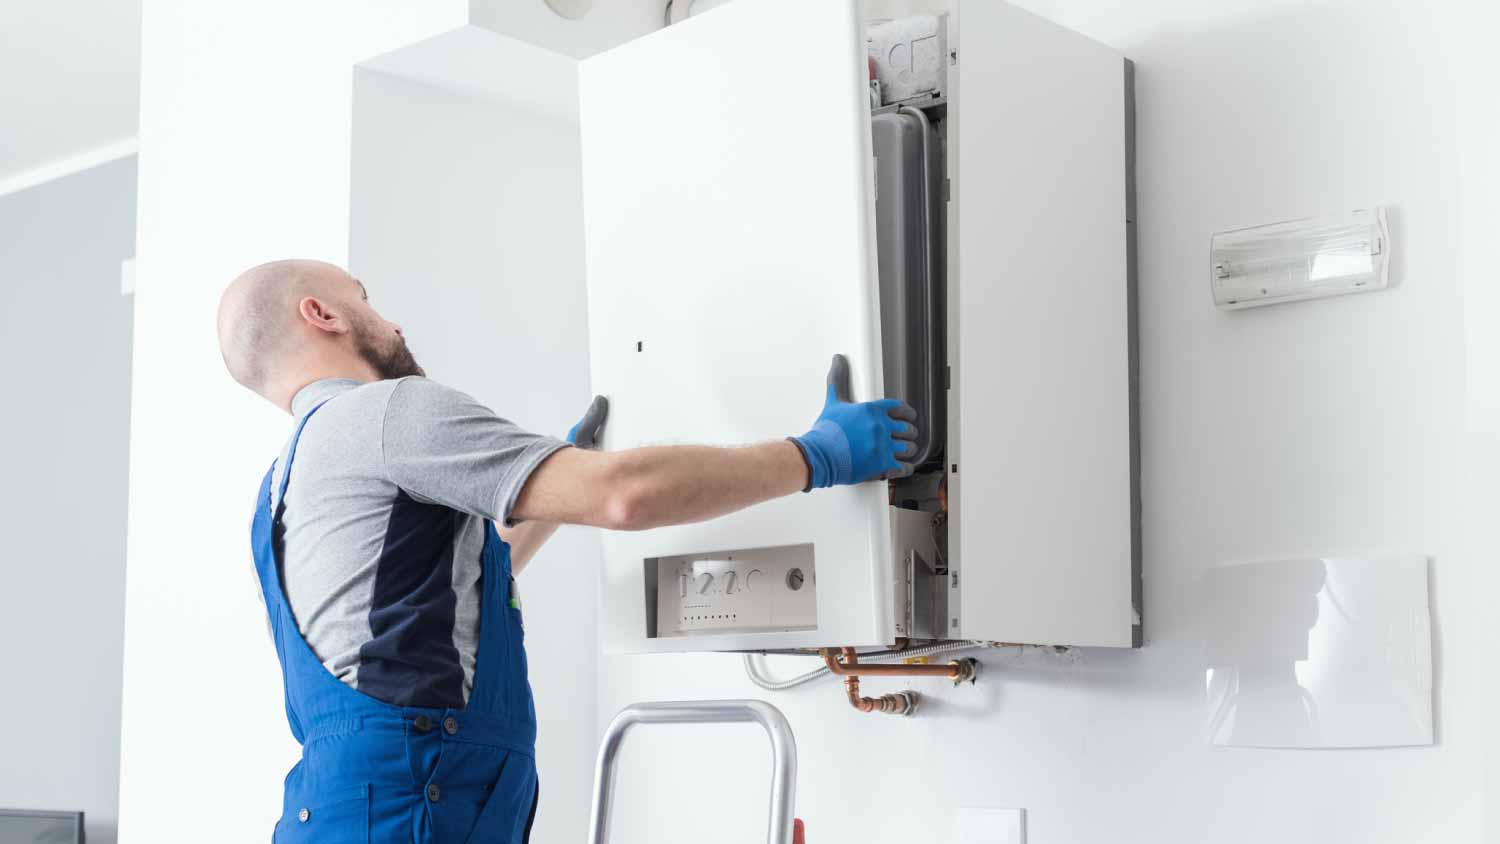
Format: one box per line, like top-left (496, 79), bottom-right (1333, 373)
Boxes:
top-left (381, 377), bottom-right (569, 526)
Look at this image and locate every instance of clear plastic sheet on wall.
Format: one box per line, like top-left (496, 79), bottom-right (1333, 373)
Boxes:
top-left (1202, 554), bottom-right (1432, 749)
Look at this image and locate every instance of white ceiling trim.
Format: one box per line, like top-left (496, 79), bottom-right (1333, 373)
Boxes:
top-left (0, 136), bottom-right (138, 199)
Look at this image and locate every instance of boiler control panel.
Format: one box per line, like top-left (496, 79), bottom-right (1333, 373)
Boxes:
top-left (650, 543), bottom-right (817, 637)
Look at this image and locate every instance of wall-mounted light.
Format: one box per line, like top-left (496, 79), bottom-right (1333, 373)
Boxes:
top-left (545, 0), bottom-right (592, 20)
top-left (1210, 206), bottom-right (1391, 309)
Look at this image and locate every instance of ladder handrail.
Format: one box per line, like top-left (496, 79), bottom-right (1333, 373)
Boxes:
top-left (586, 699), bottom-right (798, 844)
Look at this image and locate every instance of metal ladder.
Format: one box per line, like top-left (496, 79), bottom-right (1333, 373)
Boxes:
top-left (586, 700), bottom-right (798, 844)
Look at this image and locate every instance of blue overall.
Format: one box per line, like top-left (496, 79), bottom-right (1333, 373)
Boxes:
top-left (252, 403), bottom-right (540, 843)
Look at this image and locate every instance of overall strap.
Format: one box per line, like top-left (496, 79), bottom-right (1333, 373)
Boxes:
top-left (463, 522), bottom-right (537, 743)
top-left (274, 399), bottom-right (332, 519)
top-left (259, 398), bottom-right (336, 745)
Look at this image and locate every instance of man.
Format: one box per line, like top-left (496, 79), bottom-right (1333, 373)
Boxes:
top-left (217, 259), bottom-right (917, 843)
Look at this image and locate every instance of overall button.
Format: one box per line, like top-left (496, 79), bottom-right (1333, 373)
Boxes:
top-left (442, 716), bottom-right (458, 736)
top-left (426, 784), bottom-right (442, 803)
top-left (413, 715), bottom-right (433, 733)
top-left (298, 808), bottom-right (310, 823)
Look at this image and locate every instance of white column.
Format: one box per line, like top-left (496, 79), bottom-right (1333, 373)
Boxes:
top-left (120, 3), bottom-right (469, 840)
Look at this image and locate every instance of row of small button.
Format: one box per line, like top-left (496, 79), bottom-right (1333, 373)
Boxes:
top-left (421, 715), bottom-right (457, 803)
top-left (412, 715), bottom-right (460, 735)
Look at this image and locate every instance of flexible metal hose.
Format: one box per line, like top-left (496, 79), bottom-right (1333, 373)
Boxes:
top-left (743, 641), bottom-right (989, 691)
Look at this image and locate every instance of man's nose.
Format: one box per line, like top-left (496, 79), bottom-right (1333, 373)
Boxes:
top-left (392, 324), bottom-right (404, 337)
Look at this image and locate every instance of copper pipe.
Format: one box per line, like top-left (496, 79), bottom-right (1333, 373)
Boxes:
top-left (821, 647), bottom-right (980, 717)
top-left (842, 671), bottom-right (873, 712)
top-left (820, 647), bottom-right (968, 680)
top-left (820, 648), bottom-right (982, 716)
top-left (840, 668), bottom-right (916, 716)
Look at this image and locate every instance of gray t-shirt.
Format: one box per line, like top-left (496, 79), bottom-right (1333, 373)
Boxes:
top-left (268, 377), bottom-right (568, 709)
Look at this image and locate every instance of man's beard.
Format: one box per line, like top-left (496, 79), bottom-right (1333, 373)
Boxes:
top-left (356, 329), bottom-right (425, 380)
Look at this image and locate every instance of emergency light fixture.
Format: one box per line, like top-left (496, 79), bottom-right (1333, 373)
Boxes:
top-left (1210, 206), bottom-right (1391, 309)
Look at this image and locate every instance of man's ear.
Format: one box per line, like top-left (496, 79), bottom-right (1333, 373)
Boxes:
top-left (298, 296), bottom-right (349, 335)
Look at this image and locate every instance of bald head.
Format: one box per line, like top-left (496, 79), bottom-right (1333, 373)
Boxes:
top-left (217, 259), bottom-right (422, 410)
top-left (217, 259), bottom-right (349, 391)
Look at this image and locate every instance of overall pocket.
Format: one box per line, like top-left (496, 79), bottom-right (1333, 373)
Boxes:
top-left (464, 752), bottom-right (536, 844)
top-left (274, 783), bottom-right (370, 844)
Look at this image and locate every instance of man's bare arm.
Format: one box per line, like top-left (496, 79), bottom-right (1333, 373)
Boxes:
top-left (511, 441), bottom-right (808, 531)
top-left (499, 394), bottom-right (608, 566)
top-left (497, 520), bottom-right (561, 574)
top-left (512, 355), bottom-right (918, 535)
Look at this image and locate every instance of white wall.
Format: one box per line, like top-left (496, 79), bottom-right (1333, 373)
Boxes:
top-left (1445, 0), bottom-right (1500, 830)
top-left (0, 157), bottom-right (136, 844)
top-left (348, 63), bottom-right (596, 844)
top-left (595, 2), bottom-right (1498, 844)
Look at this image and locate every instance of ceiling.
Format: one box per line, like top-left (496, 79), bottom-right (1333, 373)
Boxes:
top-left (0, 0), bottom-right (141, 186)
top-left (0, 0), bottom-right (766, 188)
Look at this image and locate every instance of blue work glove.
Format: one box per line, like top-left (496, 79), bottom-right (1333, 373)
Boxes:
top-left (568, 396), bottom-right (609, 449)
top-left (790, 355), bottom-right (919, 491)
